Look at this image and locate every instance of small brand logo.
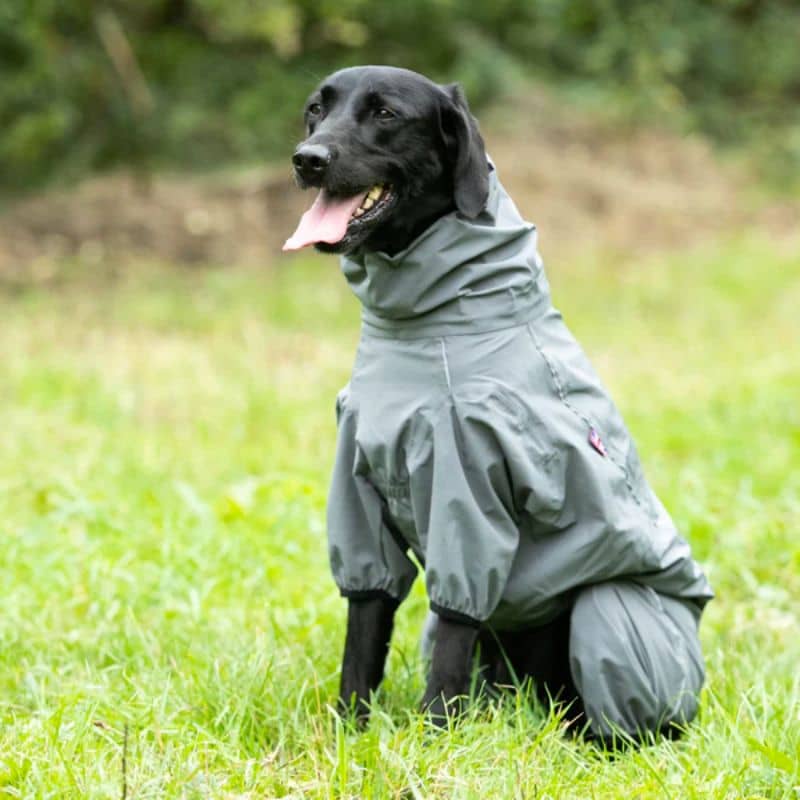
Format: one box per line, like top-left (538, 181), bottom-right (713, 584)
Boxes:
top-left (589, 427), bottom-right (607, 457)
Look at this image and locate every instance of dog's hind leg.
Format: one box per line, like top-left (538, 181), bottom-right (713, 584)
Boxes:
top-left (494, 611), bottom-right (586, 730)
top-left (338, 594), bottom-right (398, 725)
top-left (568, 581), bottom-right (705, 745)
top-left (498, 611), bottom-right (578, 704)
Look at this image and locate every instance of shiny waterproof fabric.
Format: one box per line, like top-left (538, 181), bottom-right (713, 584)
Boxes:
top-left (327, 168), bottom-right (713, 630)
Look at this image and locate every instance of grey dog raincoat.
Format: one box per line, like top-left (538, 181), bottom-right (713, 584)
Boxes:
top-left (327, 167), bottom-right (713, 631)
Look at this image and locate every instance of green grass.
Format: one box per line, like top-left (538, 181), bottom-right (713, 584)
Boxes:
top-left (1, 234), bottom-right (799, 798)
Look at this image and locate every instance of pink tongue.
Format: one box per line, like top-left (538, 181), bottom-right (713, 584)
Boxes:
top-left (283, 189), bottom-right (368, 251)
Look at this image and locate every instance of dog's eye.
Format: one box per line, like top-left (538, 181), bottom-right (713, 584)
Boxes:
top-left (308, 103), bottom-right (322, 117)
top-left (374, 107), bottom-right (396, 121)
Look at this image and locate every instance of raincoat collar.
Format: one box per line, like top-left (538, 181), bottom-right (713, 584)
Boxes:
top-left (340, 168), bottom-right (550, 338)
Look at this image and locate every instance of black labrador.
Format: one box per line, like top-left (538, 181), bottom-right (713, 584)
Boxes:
top-left (285, 66), bottom-right (578, 726)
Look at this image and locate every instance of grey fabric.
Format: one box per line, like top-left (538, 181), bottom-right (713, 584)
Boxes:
top-left (327, 166), bottom-right (713, 628)
top-left (569, 580), bottom-right (705, 740)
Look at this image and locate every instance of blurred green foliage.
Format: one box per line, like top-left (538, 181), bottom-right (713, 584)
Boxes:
top-left (2, 0), bottom-right (799, 192)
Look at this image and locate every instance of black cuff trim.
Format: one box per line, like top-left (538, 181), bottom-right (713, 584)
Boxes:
top-left (340, 588), bottom-right (401, 607)
top-left (430, 602), bottom-right (482, 628)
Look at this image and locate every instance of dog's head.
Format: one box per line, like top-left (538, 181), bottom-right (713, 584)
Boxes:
top-left (283, 66), bottom-right (490, 256)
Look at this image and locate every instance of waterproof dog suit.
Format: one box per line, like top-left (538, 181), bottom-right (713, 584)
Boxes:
top-left (327, 167), bottom-right (713, 738)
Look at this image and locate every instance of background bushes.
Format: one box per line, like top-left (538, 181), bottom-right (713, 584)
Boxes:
top-left (2, 0), bottom-right (799, 192)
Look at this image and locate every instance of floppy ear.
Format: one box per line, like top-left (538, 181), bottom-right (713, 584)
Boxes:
top-left (439, 83), bottom-right (490, 218)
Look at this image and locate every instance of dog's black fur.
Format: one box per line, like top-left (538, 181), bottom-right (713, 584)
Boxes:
top-left (291, 66), bottom-right (580, 727)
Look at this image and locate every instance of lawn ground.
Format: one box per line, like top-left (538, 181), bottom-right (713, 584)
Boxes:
top-left (1, 232), bottom-right (799, 798)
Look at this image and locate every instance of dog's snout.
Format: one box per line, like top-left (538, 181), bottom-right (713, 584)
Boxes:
top-left (292, 143), bottom-right (332, 180)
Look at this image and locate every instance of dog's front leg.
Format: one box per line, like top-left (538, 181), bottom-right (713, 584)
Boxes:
top-left (338, 595), bottom-right (397, 724)
top-left (421, 615), bottom-right (480, 726)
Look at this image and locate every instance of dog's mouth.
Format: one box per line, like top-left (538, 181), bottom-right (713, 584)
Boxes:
top-left (283, 184), bottom-right (395, 252)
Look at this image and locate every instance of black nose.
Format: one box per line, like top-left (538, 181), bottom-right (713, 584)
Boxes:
top-left (292, 143), bottom-right (332, 181)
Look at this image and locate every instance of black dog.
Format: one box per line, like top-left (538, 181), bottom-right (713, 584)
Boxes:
top-left (284, 66), bottom-right (711, 740)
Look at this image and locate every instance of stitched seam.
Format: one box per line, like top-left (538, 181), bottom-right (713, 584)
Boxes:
top-left (526, 323), bottom-right (645, 509)
top-left (439, 338), bottom-right (453, 393)
top-left (361, 313), bottom-right (540, 339)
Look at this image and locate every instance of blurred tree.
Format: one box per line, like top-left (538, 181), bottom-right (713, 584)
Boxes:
top-left (1, 0), bottom-right (798, 193)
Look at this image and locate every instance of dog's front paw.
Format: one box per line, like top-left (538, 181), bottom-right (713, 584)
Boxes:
top-left (421, 691), bottom-right (464, 728)
top-left (421, 677), bottom-right (471, 728)
top-left (337, 691), bottom-right (372, 729)
top-left (420, 615), bottom-right (480, 727)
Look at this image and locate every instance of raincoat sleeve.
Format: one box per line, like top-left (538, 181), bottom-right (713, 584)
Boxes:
top-left (326, 388), bottom-right (418, 603)
top-left (416, 400), bottom-right (520, 625)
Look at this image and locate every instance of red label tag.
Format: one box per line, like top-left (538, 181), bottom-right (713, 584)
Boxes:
top-left (589, 427), bottom-right (607, 457)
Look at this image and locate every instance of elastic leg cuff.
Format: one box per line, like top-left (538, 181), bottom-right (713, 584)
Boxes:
top-left (430, 601), bottom-right (482, 628)
top-left (340, 588), bottom-right (401, 608)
